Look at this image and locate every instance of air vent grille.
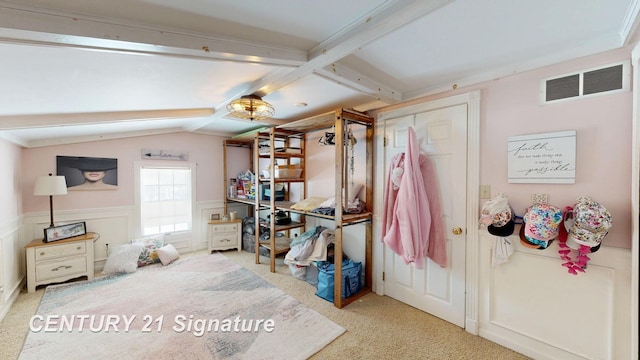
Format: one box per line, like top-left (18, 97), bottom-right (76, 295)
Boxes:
top-left (545, 74), bottom-right (580, 102)
top-left (541, 61), bottom-right (628, 104)
top-left (583, 64), bottom-right (623, 95)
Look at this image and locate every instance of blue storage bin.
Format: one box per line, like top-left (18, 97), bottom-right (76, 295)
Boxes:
top-left (315, 260), bottom-right (362, 302)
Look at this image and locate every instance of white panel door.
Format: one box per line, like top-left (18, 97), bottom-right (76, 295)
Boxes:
top-left (383, 103), bottom-right (467, 327)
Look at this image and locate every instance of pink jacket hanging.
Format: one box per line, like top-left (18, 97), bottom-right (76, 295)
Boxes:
top-left (382, 126), bottom-right (447, 268)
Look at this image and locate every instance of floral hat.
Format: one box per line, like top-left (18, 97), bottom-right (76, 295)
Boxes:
top-left (567, 196), bottom-right (612, 249)
top-left (480, 193), bottom-right (515, 236)
top-left (520, 203), bottom-right (562, 249)
top-left (557, 197), bottom-right (612, 275)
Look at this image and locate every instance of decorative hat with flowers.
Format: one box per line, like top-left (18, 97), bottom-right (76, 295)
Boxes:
top-left (520, 203), bottom-right (562, 249)
top-left (558, 196), bottom-right (612, 275)
top-left (479, 193), bottom-right (515, 236)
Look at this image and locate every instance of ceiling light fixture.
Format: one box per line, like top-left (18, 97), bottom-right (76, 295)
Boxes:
top-left (226, 94), bottom-right (275, 121)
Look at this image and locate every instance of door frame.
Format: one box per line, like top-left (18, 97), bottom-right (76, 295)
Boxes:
top-left (372, 90), bottom-right (481, 334)
top-left (630, 44), bottom-right (639, 359)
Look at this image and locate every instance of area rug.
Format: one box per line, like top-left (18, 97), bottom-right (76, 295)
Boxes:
top-left (19, 253), bottom-right (345, 359)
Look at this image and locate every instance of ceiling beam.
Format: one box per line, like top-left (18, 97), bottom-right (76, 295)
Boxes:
top-left (250, 0), bottom-right (451, 97)
top-left (0, 2), bottom-right (307, 66)
top-left (622, 0), bottom-right (640, 45)
top-left (188, 0), bottom-right (452, 131)
top-left (315, 62), bottom-right (403, 104)
top-left (0, 108), bottom-right (214, 130)
top-left (23, 127), bottom-right (191, 148)
top-left (0, 0), bottom-right (452, 134)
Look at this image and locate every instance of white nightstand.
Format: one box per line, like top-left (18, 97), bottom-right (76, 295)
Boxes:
top-left (25, 232), bottom-right (95, 293)
top-left (208, 219), bottom-right (242, 253)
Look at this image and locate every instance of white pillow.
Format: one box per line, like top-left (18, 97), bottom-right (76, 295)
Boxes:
top-left (102, 243), bottom-right (145, 275)
top-left (156, 244), bottom-right (180, 265)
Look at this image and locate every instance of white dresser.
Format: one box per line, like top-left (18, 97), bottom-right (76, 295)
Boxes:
top-left (208, 219), bottom-right (242, 253)
top-left (25, 233), bottom-right (95, 293)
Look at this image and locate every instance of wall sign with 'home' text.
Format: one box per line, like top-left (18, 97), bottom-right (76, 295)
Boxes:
top-left (507, 130), bottom-right (576, 184)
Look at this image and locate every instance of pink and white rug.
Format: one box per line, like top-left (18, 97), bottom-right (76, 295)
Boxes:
top-left (20, 253), bottom-right (344, 359)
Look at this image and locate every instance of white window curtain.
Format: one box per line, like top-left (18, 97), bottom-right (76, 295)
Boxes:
top-left (139, 166), bottom-right (192, 236)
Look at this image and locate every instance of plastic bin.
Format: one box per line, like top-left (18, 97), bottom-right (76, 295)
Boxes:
top-left (274, 167), bottom-right (302, 179)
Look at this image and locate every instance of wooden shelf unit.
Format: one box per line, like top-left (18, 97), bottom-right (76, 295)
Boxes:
top-left (227, 108), bottom-right (374, 308)
top-left (252, 126), bottom-right (306, 272)
top-left (223, 138), bottom-right (254, 214)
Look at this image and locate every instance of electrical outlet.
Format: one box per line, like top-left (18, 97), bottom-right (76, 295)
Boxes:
top-left (532, 193), bottom-right (548, 204)
top-left (480, 185), bottom-right (491, 199)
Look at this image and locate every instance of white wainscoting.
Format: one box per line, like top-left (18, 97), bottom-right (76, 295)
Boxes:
top-left (24, 206), bottom-right (134, 270)
top-left (0, 216), bottom-right (23, 322)
top-left (478, 231), bottom-right (631, 360)
top-left (22, 200), bottom-right (227, 271)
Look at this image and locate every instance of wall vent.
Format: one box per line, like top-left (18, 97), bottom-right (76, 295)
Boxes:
top-left (541, 61), bottom-right (629, 104)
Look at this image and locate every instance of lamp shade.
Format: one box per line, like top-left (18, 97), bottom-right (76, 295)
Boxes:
top-left (33, 174), bottom-right (68, 196)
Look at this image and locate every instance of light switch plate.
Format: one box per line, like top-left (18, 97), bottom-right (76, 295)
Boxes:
top-left (480, 185), bottom-right (491, 198)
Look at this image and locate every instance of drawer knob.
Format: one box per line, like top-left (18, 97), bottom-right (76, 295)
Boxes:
top-left (40, 252), bottom-right (45, 256)
top-left (77, 246), bottom-right (82, 250)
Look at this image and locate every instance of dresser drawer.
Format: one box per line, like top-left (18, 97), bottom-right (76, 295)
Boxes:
top-left (35, 256), bottom-right (87, 282)
top-left (211, 223), bottom-right (238, 233)
top-left (211, 233), bottom-right (238, 247)
top-left (35, 242), bottom-right (86, 261)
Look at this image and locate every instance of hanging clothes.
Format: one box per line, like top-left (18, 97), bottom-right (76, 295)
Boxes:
top-left (382, 126), bottom-right (447, 268)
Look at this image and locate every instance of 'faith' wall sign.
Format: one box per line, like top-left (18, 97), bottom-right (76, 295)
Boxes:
top-left (507, 130), bottom-right (576, 184)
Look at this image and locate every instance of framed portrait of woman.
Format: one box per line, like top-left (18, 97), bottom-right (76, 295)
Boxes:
top-left (56, 156), bottom-right (118, 191)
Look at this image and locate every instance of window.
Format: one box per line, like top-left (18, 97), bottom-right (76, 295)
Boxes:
top-left (138, 166), bottom-right (193, 236)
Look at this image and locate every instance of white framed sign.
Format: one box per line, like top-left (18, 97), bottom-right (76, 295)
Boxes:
top-left (507, 130), bottom-right (576, 184)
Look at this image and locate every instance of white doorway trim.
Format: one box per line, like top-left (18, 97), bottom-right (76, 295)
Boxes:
top-left (372, 90), bottom-right (481, 334)
top-left (629, 43), bottom-right (639, 360)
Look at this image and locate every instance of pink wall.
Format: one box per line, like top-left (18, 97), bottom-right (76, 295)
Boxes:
top-left (226, 146), bottom-right (251, 187)
top-left (480, 49), bottom-right (631, 249)
top-left (22, 132), bottom-right (228, 213)
top-left (305, 126), bottom-right (369, 200)
top-left (372, 46), bottom-right (632, 249)
top-left (0, 137), bottom-right (22, 221)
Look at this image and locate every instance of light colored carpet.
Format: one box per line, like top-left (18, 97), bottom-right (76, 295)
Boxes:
top-left (18, 253), bottom-right (344, 360)
top-left (1, 250), bottom-right (530, 359)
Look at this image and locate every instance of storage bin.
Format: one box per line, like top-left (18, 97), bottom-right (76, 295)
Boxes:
top-left (315, 260), bottom-right (362, 302)
top-left (260, 184), bottom-right (285, 201)
top-left (274, 167), bottom-right (303, 179)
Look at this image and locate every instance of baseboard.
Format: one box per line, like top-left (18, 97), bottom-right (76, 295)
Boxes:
top-left (0, 277), bottom-right (25, 323)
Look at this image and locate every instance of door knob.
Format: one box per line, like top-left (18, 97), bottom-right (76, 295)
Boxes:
top-left (452, 227), bottom-right (463, 235)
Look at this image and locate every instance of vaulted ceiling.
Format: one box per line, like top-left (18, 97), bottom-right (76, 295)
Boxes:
top-left (0, 0), bottom-right (638, 147)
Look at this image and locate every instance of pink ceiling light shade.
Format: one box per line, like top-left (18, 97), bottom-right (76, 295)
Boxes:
top-left (33, 173), bottom-right (68, 228)
top-left (226, 94), bottom-right (275, 121)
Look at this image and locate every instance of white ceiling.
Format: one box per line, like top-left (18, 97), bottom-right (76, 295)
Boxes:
top-left (0, 0), bottom-right (638, 147)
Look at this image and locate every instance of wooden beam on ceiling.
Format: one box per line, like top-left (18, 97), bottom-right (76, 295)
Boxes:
top-left (0, 2), bottom-right (307, 66)
top-left (0, 108), bottom-right (214, 130)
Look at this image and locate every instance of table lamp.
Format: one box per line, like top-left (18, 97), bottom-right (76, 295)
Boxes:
top-left (33, 173), bottom-right (68, 227)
